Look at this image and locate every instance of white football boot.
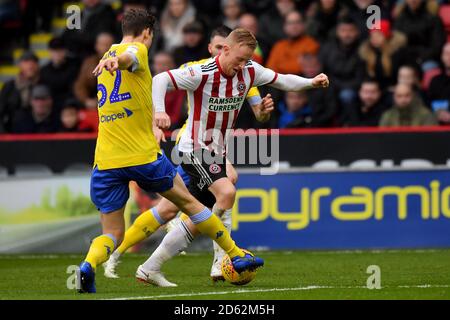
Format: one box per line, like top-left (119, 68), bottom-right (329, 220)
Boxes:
top-left (210, 244), bottom-right (226, 282)
top-left (136, 265), bottom-right (177, 287)
top-left (103, 253), bottom-right (120, 279)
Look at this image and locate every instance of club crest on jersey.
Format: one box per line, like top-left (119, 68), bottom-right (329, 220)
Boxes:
top-left (237, 81), bottom-right (246, 95)
top-left (209, 164), bottom-right (221, 174)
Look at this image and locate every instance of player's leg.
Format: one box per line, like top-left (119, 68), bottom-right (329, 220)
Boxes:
top-left (78, 167), bottom-right (128, 293)
top-left (104, 164), bottom-right (190, 278)
top-left (211, 159), bottom-right (237, 279)
top-left (159, 173), bottom-right (263, 273)
top-left (136, 214), bottom-right (195, 287)
top-left (104, 197), bottom-right (179, 278)
top-left (137, 183), bottom-right (213, 286)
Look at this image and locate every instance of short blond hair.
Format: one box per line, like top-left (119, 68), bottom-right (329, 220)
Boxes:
top-left (227, 28), bottom-right (258, 51)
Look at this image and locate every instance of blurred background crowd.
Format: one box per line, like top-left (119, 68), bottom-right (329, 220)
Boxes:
top-left (0, 0), bottom-right (450, 134)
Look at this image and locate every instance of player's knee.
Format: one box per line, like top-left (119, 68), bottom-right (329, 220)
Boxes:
top-left (215, 184), bottom-right (236, 209)
top-left (227, 170), bottom-right (238, 185)
top-left (156, 200), bottom-right (179, 221)
top-left (108, 230), bottom-right (124, 247)
top-left (161, 210), bottom-right (178, 221)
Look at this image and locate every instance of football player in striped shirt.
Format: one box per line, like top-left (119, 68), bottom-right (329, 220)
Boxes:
top-left (130, 28), bottom-right (328, 286)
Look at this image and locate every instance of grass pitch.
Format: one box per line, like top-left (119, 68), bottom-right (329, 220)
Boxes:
top-left (0, 249), bottom-right (449, 300)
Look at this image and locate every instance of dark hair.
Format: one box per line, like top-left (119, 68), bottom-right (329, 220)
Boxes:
top-left (122, 8), bottom-right (156, 37)
top-left (398, 63), bottom-right (423, 80)
top-left (361, 78), bottom-right (381, 89)
top-left (210, 25), bottom-right (232, 40)
top-left (48, 37), bottom-right (66, 50)
top-left (337, 15), bottom-right (357, 27)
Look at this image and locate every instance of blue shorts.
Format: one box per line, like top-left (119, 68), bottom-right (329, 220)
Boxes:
top-left (176, 165), bottom-right (190, 186)
top-left (91, 153), bottom-right (176, 213)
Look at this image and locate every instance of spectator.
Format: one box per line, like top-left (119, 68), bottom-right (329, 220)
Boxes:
top-left (63, 0), bottom-right (117, 56)
top-left (160, 0), bottom-right (197, 52)
top-left (379, 83), bottom-right (437, 127)
top-left (259, 0), bottom-right (297, 49)
top-left (397, 64), bottom-right (427, 104)
top-left (394, 0), bottom-right (446, 70)
top-left (266, 11), bottom-right (320, 75)
top-left (74, 32), bottom-right (114, 110)
top-left (172, 21), bottom-right (209, 67)
top-left (11, 85), bottom-right (59, 133)
top-left (276, 86), bottom-right (337, 128)
top-left (428, 43), bottom-right (450, 124)
top-left (59, 98), bottom-right (91, 133)
top-left (341, 79), bottom-right (389, 127)
top-left (320, 16), bottom-right (365, 109)
top-left (346, 0), bottom-right (391, 38)
top-left (359, 19), bottom-right (407, 88)
top-left (0, 52), bottom-right (40, 133)
top-left (152, 52), bottom-right (186, 129)
top-left (40, 37), bottom-right (80, 112)
top-left (238, 13), bottom-right (267, 64)
top-left (241, 0), bottom-right (273, 15)
top-left (221, 0), bottom-right (242, 30)
top-left (276, 91), bottom-right (312, 128)
top-left (306, 0), bottom-right (344, 42)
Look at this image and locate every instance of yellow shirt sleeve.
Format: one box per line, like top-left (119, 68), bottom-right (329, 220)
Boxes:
top-left (247, 87), bottom-right (260, 98)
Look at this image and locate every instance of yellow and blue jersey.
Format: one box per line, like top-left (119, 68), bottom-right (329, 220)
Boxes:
top-left (94, 42), bottom-right (160, 170)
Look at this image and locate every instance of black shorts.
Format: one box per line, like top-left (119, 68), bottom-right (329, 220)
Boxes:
top-left (180, 149), bottom-right (227, 208)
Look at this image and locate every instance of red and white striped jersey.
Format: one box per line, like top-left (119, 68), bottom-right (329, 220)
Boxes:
top-left (167, 55), bottom-right (278, 154)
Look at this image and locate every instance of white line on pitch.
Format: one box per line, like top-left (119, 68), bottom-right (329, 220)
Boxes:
top-left (106, 284), bottom-right (450, 300)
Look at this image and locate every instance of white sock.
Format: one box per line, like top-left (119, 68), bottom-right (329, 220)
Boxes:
top-left (110, 250), bottom-right (121, 261)
top-left (141, 220), bottom-right (193, 272)
top-left (212, 207), bottom-right (232, 264)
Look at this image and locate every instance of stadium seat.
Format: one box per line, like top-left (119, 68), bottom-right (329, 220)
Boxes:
top-left (422, 67), bottom-right (442, 91)
top-left (78, 109), bottom-right (99, 132)
top-left (29, 33), bottom-right (53, 51)
top-left (0, 65), bottom-right (19, 84)
top-left (311, 160), bottom-right (339, 169)
top-left (52, 18), bottom-right (66, 35)
top-left (439, 5), bottom-right (450, 41)
top-left (63, 2), bottom-right (85, 12)
top-left (0, 166), bottom-right (8, 179)
top-left (13, 48), bottom-right (50, 66)
top-left (349, 160), bottom-right (377, 169)
top-left (14, 164), bottom-right (53, 178)
top-left (63, 163), bottom-right (92, 176)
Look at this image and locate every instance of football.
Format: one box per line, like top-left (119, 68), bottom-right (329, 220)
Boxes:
top-left (221, 250), bottom-right (257, 285)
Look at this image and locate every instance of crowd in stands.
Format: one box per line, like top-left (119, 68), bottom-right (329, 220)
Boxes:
top-left (0, 0), bottom-right (450, 134)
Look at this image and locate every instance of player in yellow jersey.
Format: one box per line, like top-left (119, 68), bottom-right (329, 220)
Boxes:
top-left (103, 26), bottom-right (274, 286)
top-left (77, 10), bottom-right (264, 293)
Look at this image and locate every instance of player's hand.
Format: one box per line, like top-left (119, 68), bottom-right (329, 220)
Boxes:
top-left (312, 73), bottom-right (329, 88)
top-left (155, 112), bottom-right (171, 130)
top-left (93, 57), bottom-right (119, 76)
top-left (153, 125), bottom-right (167, 145)
top-left (260, 94), bottom-right (275, 115)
